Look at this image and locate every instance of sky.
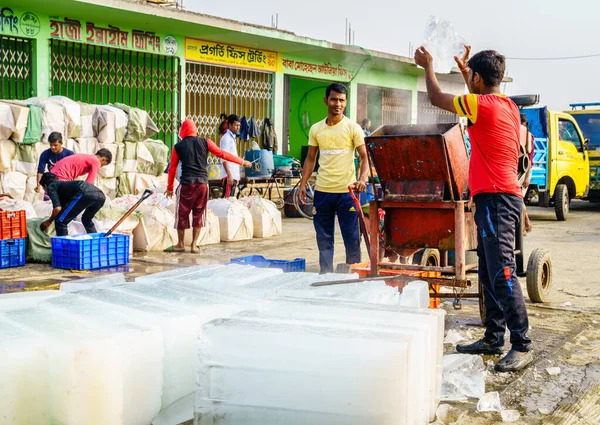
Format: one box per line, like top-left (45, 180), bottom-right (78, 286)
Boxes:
top-left (186, 0), bottom-right (600, 111)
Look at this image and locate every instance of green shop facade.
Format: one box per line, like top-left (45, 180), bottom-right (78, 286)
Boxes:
top-left (0, 0), bottom-right (464, 158)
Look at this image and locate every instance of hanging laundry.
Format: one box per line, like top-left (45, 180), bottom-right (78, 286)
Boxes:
top-left (247, 117), bottom-right (260, 139)
top-left (239, 116), bottom-right (249, 141)
top-left (261, 118), bottom-right (278, 152)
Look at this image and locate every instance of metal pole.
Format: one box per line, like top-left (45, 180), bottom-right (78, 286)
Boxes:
top-left (369, 200), bottom-right (380, 277)
top-left (455, 201), bottom-right (466, 282)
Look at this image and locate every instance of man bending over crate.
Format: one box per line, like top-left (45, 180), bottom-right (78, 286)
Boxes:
top-left (165, 119), bottom-right (251, 252)
top-left (414, 46), bottom-right (532, 372)
top-left (51, 149), bottom-right (113, 184)
top-left (39, 173), bottom-right (106, 236)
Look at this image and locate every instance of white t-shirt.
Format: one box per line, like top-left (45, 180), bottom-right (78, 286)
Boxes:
top-left (219, 130), bottom-right (240, 181)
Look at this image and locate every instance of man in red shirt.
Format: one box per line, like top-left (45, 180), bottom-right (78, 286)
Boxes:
top-left (166, 119), bottom-right (251, 252)
top-left (414, 46), bottom-right (532, 372)
top-left (51, 149), bottom-right (113, 184)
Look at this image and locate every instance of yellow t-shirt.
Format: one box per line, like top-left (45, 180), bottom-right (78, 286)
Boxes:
top-left (308, 116), bottom-right (365, 193)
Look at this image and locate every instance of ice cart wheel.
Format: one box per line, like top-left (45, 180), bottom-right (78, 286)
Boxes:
top-left (478, 281), bottom-right (487, 326)
top-left (526, 248), bottom-right (552, 303)
top-left (554, 184), bottom-right (569, 221)
top-left (412, 249), bottom-right (440, 267)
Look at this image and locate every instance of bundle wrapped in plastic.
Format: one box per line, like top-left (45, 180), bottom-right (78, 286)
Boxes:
top-left (26, 218), bottom-right (86, 262)
top-left (183, 207), bottom-right (220, 247)
top-left (123, 141), bottom-right (138, 173)
top-left (113, 103), bottom-right (159, 143)
top-left (117, 172), bottom-right (136, 197)
top-left (0, 139), bottom-right (16, 172)
top-left (0, 102), bottom-right (16, 139)
top-left (24, 176), bottom-right (42, 204)
top-left (0, 173), bottom-right (27, 201)
top-left (12, 143), bottom-right (39, 177)
top-left (94, 105), bottom-right (128, 143)
top-left (74, 137), bottom-right (99, 155)
top-left (240, 196), bottom-right (283, 238)
top-left (96, 176), bottom-right (118, 199)
top-left (135, 173), bottom-right (166, 195)
top-left (97, 142), bottom-right (124, 178)
top-left (33, 200), bottom-right (53, 218)
top-left (0, 196), bottom-right (37, 219)
top-left (133, 204), bottom-right (177, 251)
top-left (50, 96), bottom-right (81, 138)
top-left (78, 102), bottom-right (96, 138)
top-left (208, 198), bottom-right (253, 242)
top-left (3, 101), bottom-right (29, 143)
top-left (93, 203), bottom-right (140, 235)
top-left (26, 97), bottom-right (66, 142)
top-left (136, 139), bottom-right (168, 176)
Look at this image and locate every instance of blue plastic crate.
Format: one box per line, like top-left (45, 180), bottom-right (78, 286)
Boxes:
top-left (229, 255), bottom-right (306, 273)
top-left (51, 233), bottom-right (130, 270)
top-left (0, 238), bottom-right (26, 269)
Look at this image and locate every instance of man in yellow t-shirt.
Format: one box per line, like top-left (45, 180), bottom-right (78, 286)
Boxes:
top-left (299, 83), bottom-right (370, 273)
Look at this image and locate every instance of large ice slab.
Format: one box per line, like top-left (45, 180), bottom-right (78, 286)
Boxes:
top-left (196, 317), bottom-right (410, 425)
top-left (0, 319), bottom-right (49, 425)
top-left (135, 264), bottom-right (229, 284)
top-left (263, 296), bottom-right (445, 422)
top-left (2, 306), bottom-right (163, 425)
top-left (59, 273), bottom-right (126, 292)
top-left (0, 290), bottom-right (64, 312)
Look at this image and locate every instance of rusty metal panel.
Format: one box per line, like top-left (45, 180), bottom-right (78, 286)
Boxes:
top-left (384, 207), bottom-right (477, 251)
top-left (367, 123), bottom-right (470, 201)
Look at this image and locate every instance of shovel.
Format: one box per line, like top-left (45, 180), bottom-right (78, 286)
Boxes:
top-left (104, 189), bottom-right (153, 237)
top-left (348, 185), bottom-right (371, 253)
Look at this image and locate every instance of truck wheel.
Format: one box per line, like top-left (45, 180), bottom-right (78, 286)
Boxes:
top-left (526, 248), bottom-right (552, 303)
top-left (412, 249), bottom-right (440, 266)
top-left (554, 184), bottom-right (569, 221)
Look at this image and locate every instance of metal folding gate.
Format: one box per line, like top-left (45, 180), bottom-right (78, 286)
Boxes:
top-left (417, 91), bottom-right (458, 124)
top-left (381, 87), bottom-right (412, 125)
top-left (50, 39), bottom-right (181, 148)
top-left (186, 63), bottom-right (274, 160)
top-left (0, 35), bottom-right (34, 99)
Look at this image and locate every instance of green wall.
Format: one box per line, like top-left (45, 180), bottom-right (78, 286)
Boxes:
top-left (287, 77), bottom-right (329, 160)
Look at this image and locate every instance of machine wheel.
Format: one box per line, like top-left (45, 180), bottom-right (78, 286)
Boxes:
top-left (478, 280), bottom-right (487, 326)
top-left (412, 249), bottom-right (440, 267)
top-left (526, 248), bottom-right (552, 303)
top-left (554, 184), bottom-right (569, 221)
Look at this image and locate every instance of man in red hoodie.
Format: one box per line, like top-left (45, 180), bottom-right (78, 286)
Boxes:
top-left (166, 119), bottom-right (251, 252)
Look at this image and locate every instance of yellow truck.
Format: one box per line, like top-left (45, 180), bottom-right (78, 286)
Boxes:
top-left (513, 95), bottom-right (589, 220)
top-left (566, 103), bottom-right (600, 202)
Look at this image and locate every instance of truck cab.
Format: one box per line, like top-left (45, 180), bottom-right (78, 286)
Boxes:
top-left (513, 95), bottom-right (589, 220)
top-left (566, 103), bottom-right (600, 202)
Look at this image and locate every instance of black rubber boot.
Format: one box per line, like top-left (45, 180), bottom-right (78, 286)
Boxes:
top-left (494, 349), bottom-right (533, 372)
top-left (456, 339), bottom-right (504, 355)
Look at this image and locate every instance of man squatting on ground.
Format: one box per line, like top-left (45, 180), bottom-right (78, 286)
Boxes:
top-left (39, 173), bottom-right (106, 237)
top-left (166, 119), bottom-right (251, 252)
top-left (299, 83), bottom-right (370, 274)
top-left (414, 45), bottom-right (533, 372)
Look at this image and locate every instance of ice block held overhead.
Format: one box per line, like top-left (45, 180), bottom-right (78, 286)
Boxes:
top-left (423, 16), bottom-right (468, 74)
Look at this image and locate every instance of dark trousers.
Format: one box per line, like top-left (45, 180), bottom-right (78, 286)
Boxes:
top-left (55, 188), bottom-right (106, 237)
top-left (175, 183), bottom-right (209, 230)
top-left (474, 193), bottom-right (531, 352)
top-left (221, 178), bottom-right (239, 198)
top-left (313, 191), bottom-right (361, 274)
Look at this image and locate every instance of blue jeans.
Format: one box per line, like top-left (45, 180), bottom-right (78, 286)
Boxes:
top-left (475, 193), bottom-right (531, 352)
top-left (312, 191), bottom-right (361, 274)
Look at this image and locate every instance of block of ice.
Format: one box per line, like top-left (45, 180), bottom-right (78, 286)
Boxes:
top-left (2, 306), bottom-right (163, 425)
top-left (400, 280), bottom-right (430, 308)
top-left (71, 289), bottom-right (203, 409)
top-left (59, 273), bottom-right (126, 292)
top-left (196, 317), bottom-right (410, 425)
top-left (441, 354), bottom-right (485, 401)
top-left (0, 319), bottom-right (49, 425)
top-left (166, 265), bottom-right (283, 287)
top-left (135, 264), bottom-right (226, 283)
top-left (0, 290), bottom-right (64, 312)
top-left (232, 308), bottom-right (427, 423)
top-left (265, 296), bottom-right (445, 422)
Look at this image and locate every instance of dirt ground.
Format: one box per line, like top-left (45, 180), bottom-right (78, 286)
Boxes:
top-left (2, 200), bottom-right (600, 424)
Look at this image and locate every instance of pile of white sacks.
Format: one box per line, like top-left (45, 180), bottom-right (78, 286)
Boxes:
top-left (0, 193), bottom-right (282, 257)
top-left (0, 264), bottom-right (444, 425)
top-left (0, 96), bottom-right (168, 202)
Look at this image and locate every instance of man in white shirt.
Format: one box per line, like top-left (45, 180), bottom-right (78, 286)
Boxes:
top-left (220, 114), bottom-right (242, 197)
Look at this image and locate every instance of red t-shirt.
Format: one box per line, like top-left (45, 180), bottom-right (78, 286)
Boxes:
top-left (51, 153), bottom-right (101, 184)
top-left (454, 94), bottom-right (522, 198)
